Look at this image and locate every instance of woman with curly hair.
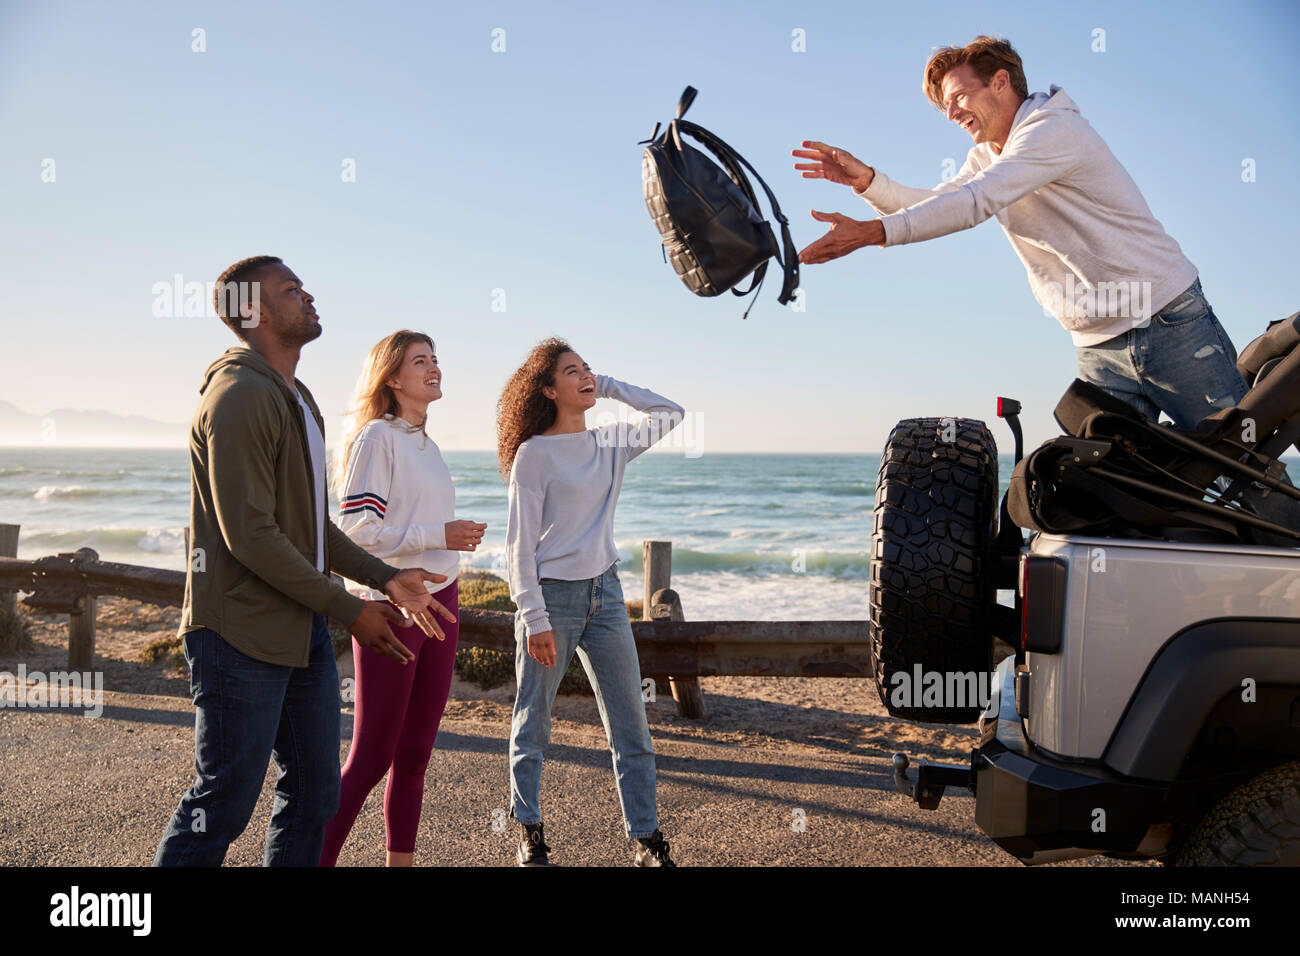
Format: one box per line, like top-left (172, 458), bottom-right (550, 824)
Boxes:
top-left (499, 337), bottom-right (684, 867)
top-left (319, 330), bottom-right (485, 867)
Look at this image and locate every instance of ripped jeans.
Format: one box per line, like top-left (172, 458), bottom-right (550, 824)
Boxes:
top-left (1074, 277), bottom-right (1245, 430)
top-left (1076, 276), bottom-right (1299, 536)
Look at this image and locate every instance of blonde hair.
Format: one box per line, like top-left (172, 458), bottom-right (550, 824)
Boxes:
top-left (332, 330), bottom-right (435, 496)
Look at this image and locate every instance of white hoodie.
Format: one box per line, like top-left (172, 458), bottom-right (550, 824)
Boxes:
top-left (857, 86), bottom-right (1198, 346)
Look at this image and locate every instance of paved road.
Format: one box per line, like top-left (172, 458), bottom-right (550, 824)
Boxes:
top-left (0, 688), bottom-right (1141, 867)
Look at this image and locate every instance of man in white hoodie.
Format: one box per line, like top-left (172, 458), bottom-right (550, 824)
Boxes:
top-left (793, 35), bottom-right (1250, 433)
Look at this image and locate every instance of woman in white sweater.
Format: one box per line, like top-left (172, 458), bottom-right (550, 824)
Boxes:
top-left (497, 336), bottom-right (684, 867)
top-left (319, 330), bottom-right (485, 867)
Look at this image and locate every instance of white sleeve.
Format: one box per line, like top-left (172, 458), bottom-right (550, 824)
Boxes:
top-left (506, 467), bottom-right (551, 638)
top-left (854, 154), bottom-right (981, 216)
top-left (876, 113), bottom-right (1081, 246)
top-left (595, 374), bottom-right (685, 462)
top-left (338, 432), bottom-right (447, 559)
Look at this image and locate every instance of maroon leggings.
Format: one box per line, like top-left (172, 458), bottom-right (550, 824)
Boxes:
top-left (319, 580), bottom-right (459, 863)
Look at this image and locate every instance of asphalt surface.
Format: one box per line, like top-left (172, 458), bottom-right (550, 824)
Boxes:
top-left (0, 688), bottom-right (1144, 867)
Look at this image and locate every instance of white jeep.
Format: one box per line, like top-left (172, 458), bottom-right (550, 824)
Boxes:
top-left (877, 313), bottom-right (1300, 866)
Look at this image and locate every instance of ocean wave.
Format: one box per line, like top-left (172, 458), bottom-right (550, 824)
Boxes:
top-left (29, 485), bottom-right (166, 500)
top-left (0, 466), bottom-right (29, 477)
top-left (616, 544), bottom-right (867, 578)
top-left (136, 528), bottom-right (187, 553)
top-left (669, 570), bottom-right (867, 621)
top-left (49, 469), bottom-right (137, 479)
top-left (19, 527), bottom-right (189, 556)
top-left (817, 482), bottom-right (874, 496)
top-left (33, 485), bottom-right (97, 500)
top-left (455, 543), bottom-right (866, 579)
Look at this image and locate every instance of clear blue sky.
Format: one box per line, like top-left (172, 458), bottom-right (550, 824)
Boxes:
top-left (2, 0), bottom-right (1297, 452)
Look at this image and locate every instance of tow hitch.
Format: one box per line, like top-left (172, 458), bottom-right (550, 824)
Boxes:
top-left (892, 753), bottom-right (975, 810)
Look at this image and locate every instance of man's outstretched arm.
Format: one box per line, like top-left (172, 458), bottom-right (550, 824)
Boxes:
top-left (793, 141), bottom-right (978, 215)
top-left (798, 214), bottom-right (885, 264)
top-left (796, 113), bottom-right (1078, 263)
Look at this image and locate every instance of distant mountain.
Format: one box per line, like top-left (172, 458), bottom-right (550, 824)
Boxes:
top-left (0, 400), bottom-right (187, 447)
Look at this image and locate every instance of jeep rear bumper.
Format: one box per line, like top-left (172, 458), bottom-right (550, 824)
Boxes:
top-left (894, 658), bottom-right (1171, 864)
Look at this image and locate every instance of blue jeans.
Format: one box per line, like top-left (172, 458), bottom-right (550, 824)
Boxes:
top-left (508, 562), bottom-right (658, 839)
top-left (1075, 278), bottom-right (1247, 430)
top-left (153, 613), bottom-right (341, 866)
top-left (1076, 277), bottom-right (1299, 534)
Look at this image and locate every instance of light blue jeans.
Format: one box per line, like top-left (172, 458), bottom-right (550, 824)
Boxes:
top-left (508, 562), bottom-right (659, 839)
top-left (1075, 277), bottom-right (1247, 430)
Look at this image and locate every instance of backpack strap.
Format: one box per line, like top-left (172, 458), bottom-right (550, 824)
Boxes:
top-left (675, 86), bottom-right (698, 119)
top-left (676, 119), bottom-right (801, 307)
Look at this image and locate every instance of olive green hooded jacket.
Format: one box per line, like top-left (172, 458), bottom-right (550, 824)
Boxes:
top-left (179, 346), bottom-right (398, 666)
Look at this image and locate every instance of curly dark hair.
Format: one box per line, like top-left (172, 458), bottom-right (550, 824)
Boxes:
top-left (496, 337), bottom-right (574, 481)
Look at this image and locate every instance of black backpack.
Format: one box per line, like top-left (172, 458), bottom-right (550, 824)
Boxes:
top-left (641, 86), bottom-right (799, 319)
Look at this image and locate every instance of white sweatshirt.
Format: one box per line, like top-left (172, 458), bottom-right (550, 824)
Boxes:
top-left (857, 86), bottom-right (1198, 347)
top-left (506, 375), bottom-right (684, 638)
top-left (337, 415), bottom-right (459, 600)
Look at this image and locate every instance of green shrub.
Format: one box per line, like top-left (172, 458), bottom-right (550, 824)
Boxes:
top-left (453, 570), bottom-right (602, 695)
top-left (458, 572), bottom-right (515, 612)
top-left (0, 599), bottom-right (30, 653)
top-left (140, 635), bottom-right (185, 670)
top-left (327, 618), bottom-right (353, 658)
top-left (557, 659), bottom-right (593, 695)
top-left (455, 644), bottom-right (516, 689)
top-left (337, 570), bottom-right (635, 696)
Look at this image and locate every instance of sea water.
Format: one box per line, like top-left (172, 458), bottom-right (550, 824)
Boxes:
top-left (0, 446), bottom-right (1027, 621)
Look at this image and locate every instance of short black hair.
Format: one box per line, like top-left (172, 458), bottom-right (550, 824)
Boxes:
top-left (213, 255), bottom-right (283, 339)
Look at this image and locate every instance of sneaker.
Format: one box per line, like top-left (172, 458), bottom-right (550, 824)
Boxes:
top-left (633, 829), bottom-right (676, 867)
top-left (517, 822), bottom-right (553, 867)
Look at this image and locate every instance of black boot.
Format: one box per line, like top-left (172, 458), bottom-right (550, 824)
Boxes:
top-left (633, 829), bottom-right (676, 867)
top-left (517, 822), bottom-right (553, 867)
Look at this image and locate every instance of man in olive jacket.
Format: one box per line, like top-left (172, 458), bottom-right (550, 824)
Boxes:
top-left (154, 255), bottom-right (455, 867)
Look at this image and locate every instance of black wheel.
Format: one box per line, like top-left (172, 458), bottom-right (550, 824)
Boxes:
top-left (1175, 762), bottom-right (1300, 866)
top-left (869, 417), bottom-right (999, 723)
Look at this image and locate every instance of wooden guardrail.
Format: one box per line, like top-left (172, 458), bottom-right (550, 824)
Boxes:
top-left (0, 526), bottom-right (870, 717)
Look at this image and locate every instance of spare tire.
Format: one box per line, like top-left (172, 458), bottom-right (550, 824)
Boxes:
top-left (869, 417), bottom-right (999, 723)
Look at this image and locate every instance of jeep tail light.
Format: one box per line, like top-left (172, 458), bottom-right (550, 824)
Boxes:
top-left (1021, 555), bottom-right (1068, 654)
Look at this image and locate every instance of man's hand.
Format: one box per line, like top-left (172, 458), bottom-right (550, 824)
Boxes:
top-left (352, 601), bottom-right (416, 663)
top-left (382, 568), bottom-right (457, 641)
top-left (528, 630), bottom-right (556, 667)
top-left (445, 520), bottom-right (487, 552)
top-left (792, 141), bottom-right (874, 192)
top-left (798, 212), bottom-right (884, 264)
